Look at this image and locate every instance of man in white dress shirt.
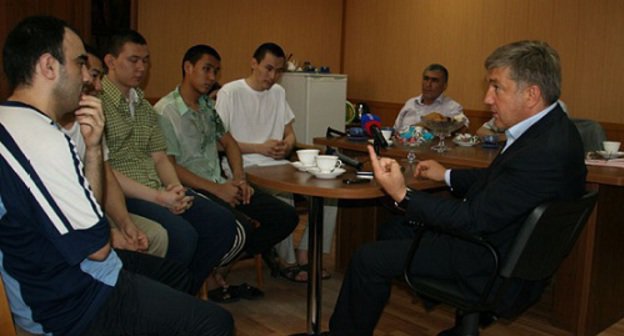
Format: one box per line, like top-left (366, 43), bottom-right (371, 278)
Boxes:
top-left (393, 63), bottom-right (467, 131)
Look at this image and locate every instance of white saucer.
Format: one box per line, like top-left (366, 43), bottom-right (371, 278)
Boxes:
top-left (291, 161), bottom-right (316, 172)
top-left (308, 167), bottom-right (346, 179)
top-left (368, 139), bottom-right (393, 146)
top-left (596, 151), bottom-right (624, 159)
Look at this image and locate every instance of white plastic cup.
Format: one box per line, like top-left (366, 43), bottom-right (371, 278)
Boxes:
top-left (381, 129), bottom-right (393, 142)
top-left (603, 141), bottom-right (621, 153)
top-left (316, 155), bottom-right (343, 173)
top-left (297, 149), bottom-right (320, 167)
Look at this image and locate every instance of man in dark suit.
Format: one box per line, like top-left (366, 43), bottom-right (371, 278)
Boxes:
top-left (328, 40), bottom-right (587, 335)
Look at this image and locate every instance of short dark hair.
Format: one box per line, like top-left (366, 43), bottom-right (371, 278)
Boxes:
top-left (181, 44), bottom-right (221, 78)
top-left (423, 63), bottom-right (449, 83)
top-left (252, 42), bottom-right (285, 63)
top-left (105, 29), bottom-right (147, 57)
top-left (2, 16), bottom-right (74, 91)
top-left (84, 44), bottom-right (102, 61)
top-left (485, 40), bottom-right (561, 105)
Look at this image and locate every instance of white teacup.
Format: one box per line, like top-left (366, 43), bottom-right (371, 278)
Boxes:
top-left (603, 141), bottom-right (621, 153)
top-left (297, 149), bottom-right (320, 167)
top-left (316, 155), bottom-right (343, 173)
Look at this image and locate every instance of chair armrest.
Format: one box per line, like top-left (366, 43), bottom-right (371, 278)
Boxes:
top-left (403, 224), bottom-right (500, 305)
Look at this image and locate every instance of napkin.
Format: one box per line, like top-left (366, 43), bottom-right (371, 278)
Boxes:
top-left (585, 158), bottom-right (624, 168)
top-left (255, 160), bottom-right (291, 167)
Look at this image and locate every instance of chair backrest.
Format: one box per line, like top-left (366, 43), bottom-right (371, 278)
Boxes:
top-left (501, 190), bottom-right (598, 281)
top-left (0, 275), bottom-right (17, 336)
top-left (572, 118), bottom-right (607, 153)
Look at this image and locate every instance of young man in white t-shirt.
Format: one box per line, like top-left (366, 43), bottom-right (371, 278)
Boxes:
top-left (216, 43), bottom-right (296, 167)
top-left (216, 43), bottom-right (336, 282)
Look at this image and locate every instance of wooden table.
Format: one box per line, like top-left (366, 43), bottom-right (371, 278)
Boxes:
top-left (314, 136), bottom-right (624, 336)
top-left (246, 163), bottom-right (441, 335)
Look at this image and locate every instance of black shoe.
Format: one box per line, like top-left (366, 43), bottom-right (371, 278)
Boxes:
top-left (438, 327), bottom-right (459, 336)
top-left (230, 282), bottom-right (264, 300)
top-left (207, 286), bottom-right (240, 304)
top-left (437, 326), bottom-right (479, 336)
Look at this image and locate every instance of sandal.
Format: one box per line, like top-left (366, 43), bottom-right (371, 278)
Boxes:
top-left (208, 286), bottom-right (240, 303)
top-left (280, 264), bottom-right (331, 283)
top-left (231, 282), bottom-right (264, 300)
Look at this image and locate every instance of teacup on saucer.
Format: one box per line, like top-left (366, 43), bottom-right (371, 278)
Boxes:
top-left (291, 161), bottom-right (313, 172)
top-left (309, 167), bottom-right (346, 179)
top-left (316, 155), bottom-right (342, 173)
top-left (297, 149), bottom-right (319, 167)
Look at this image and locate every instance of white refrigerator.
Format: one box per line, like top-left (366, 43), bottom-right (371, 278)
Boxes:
top-left (279, 72), bottom-right (347, 145)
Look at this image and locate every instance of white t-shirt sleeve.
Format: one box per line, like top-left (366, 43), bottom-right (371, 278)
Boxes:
top-left (1, 108), bottom-right (107, 265)
top-left (215, 88), bottom-right (232, 132)
top-left (282, 95), bottom-right (295, 126)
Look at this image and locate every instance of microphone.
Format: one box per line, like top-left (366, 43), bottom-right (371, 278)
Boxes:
top-left (325, 146), bottom-right (363, 170)
top-left (361, 113), bottom-right (388, 150)
top-left (326, 127), bottom-right (346, 138)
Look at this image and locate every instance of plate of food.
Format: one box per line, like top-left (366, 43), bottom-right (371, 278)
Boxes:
top-left (453, 133), bottom-right (480, 147)
top-left (420, 113), bottom-right (466, 134)
top-left (420, 113), bottom-right (466, 152)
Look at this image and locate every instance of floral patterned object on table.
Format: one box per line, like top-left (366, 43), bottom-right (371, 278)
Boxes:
top-left (453, 133), bottom-right (481, 147)
top-left (396, 125), bottom-right (435, 147)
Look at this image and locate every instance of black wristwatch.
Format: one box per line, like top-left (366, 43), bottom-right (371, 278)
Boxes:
top-left (394, 187), bottom-right (415, 210)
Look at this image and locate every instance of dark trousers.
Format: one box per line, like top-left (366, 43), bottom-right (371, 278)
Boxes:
top-left (198, 188), bottom-right (298, 256)
top-left (115, 249), bottom-right (192, 294)
top-left (82, 270), bottom-right (233, 336)
top-left (126, 189), bottom-right (236, 292)
top-left (329, 217), bottom-right (458, 336)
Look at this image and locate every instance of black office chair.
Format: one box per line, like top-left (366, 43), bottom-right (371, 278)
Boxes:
top-left (403, 190), bottom-right (598, 336)
top-left (572, 118), bottom-right (606, 153)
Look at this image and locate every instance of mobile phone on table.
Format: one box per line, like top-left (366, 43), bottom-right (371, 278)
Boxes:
top-left (356, 171), bottom-right (374, 179)
top-left (343, 178), bottom-right (371, 185)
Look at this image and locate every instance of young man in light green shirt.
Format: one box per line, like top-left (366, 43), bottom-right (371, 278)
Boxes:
top-left (155, 44), bottom-right (298, 295)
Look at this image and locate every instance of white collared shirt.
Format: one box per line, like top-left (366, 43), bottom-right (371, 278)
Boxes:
top-left (501, 102), bottom-right (557, 153)
top-left (127, 88), bottom-right (139, 119)
top-left (393, 94), bottom-right (465, 130)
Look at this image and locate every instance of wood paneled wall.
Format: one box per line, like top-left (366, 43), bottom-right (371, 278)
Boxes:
top-left (343, 0), bottom-right (624, 125)
top-left (0, 0), bottom-right (91, 100)
top-left (136, 0), bottom-right (344, 98)
top-left (3, 1), bottom-right (621, 127)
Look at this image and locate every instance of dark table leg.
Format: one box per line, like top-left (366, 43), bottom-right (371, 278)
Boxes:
top-left (292, 196), bottom-right (324, 336)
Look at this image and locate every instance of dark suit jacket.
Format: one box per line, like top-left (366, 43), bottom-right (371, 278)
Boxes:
top-left (405, 104), bottom-right (587, 303)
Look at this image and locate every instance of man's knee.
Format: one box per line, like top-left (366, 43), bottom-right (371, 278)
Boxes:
top-left (200, 306), bottom-right (234, 336)
top-left (130, 214), bottom-right (169, 257)
top-left (273, 204), bottom-right (299, 234)
top-left (146, 229), bottom-right (168, 257)
top-left (350, 244), bottom-right (374, 272)
top-left (194, 197), bottom-right (238, 235)
top-left (164, 220), bottom-right (198, 265)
